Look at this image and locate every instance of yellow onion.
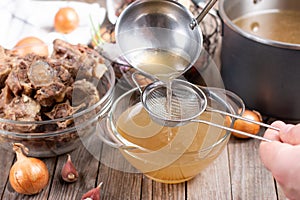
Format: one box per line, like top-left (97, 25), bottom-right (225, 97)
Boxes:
top-left (232, 109), bottom-right (263, 139)
top-left (13, 36), bottom-right (49, 57)
top-left (54, 7), bottom-right (79, 34)
top-left (9, 143), bottom-right (49, 195)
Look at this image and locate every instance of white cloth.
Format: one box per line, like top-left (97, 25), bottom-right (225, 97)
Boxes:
top-left (0, 0), bottom-right (106, 49)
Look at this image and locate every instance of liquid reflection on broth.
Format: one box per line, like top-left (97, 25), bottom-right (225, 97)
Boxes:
top-left (233, 10), bottom-right (300, 44)
top-left (250, 22), bottom-right (259, 33)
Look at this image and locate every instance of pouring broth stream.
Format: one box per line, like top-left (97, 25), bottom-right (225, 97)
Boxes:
top-left (129, 48), bottom-right (193, 141)
top-left (129, 48), bottom-right (192, 120)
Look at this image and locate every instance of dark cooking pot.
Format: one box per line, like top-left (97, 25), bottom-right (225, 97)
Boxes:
top-left (219, 0), bottom-right (300, 122)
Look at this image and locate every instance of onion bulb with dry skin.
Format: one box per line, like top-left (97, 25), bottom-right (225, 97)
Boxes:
top-left (232, 109), bottom-right (263, 139)
top-left (54, 7), bottom-right (79, 34)
top-left (13, 36), bottom-right (49, 57)
top-left (9, 143), bottom-right (49, 195)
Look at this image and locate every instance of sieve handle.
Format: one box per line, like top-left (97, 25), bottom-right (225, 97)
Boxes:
top-left (190, 119), bottom-right (272, 142)
top-left (207, 108), bottom-right (280, 132)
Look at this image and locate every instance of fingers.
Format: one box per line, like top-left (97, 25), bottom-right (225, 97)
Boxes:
top-left (262, 121), bottom-right (286, 141)
top-left (262, 120), bottom-right (300, 145)
top-left (280, 124), bottom-right (300, 145)
top-left (260, 141), bottom-right (300, 200)
top-left (260, 120), bottom-right (299, 179)
top-left (259, 121), bottom-right (286, 171)
top-left (259, 141), bottom-right (284, 171)
top-left (259, 120), bottom-right (300, 200)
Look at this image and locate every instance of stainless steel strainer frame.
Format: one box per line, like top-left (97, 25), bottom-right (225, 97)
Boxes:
top-left (133, 76), bottom-right (278, 142)
top-left (141, 79), bottom-right (208, 127)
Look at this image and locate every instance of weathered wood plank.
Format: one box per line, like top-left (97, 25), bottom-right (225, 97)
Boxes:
top-left (48, 143), bottom-right (99, 200)
top-left (99, 165), bottom-right (143, 200)
top-left (0, 148), bottom-right (14, 198)
top-left (187, 148), bottom-right (231, 200)
top-left (141, 176), bottom-right (153, 200)
top-left (228, 137), bottom-right (278, 200)
top-left (152, 181), bottom-right (185, 200)
top-left (98, 142), bottom-right (143, 200)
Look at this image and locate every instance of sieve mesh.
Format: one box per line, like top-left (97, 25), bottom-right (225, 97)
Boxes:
top-left (142, 80), bottom-right (207, 123)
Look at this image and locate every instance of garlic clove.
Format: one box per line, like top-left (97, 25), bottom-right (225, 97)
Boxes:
top-left (61, 154), bottom-right (78, 183)
top-left (81, 182), bottom-right (103, 200)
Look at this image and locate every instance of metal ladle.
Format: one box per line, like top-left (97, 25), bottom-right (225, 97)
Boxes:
top-left (134, 77), bottom-right (279, 143)
top-left (190, 0), bottom-right (218, 29)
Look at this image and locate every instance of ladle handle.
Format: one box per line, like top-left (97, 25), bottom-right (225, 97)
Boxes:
top-left (191, 119), bottom-right (272, 142)
top-left (208, 108), bottom-right (281, 132)
top-left (190, 0), bottom-right (218, 29)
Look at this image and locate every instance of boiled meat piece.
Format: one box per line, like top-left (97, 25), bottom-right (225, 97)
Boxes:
top-left (5, 59), bottom-right (32, 96)
top-left (72, 79), bottom-right (100, 107)
top-left (51, 39), bottom-right (107, 80)
top-left (0, 86), bottom-right (14, 113)
top-left (47, 58), bottom-right (73, 86)
top-left (28, 60), bottom-right (56, 87)
top-left (2, 94), bottom-right (41, 132)
top-left (0, 62), bottom-right (12, 88)
top-left (45, 101), bottom-right (83, 128)
top-left (35, 81), bottom-right (66, 107)
top-left (51, 39), bottom-right (82, 77)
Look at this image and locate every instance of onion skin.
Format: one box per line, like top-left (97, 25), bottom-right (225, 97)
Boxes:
top-left (232, 110), bottom-right (262, 139)
top-left (9, 143), bottom-right (49, 195)
top-left (13, 36), bottom-right (49, 57)
top-left (54, 7), bottom-right (79, 34)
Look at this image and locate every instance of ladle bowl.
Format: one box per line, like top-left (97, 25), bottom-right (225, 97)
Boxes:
top-left (115, 0), bottom-right (203, 78)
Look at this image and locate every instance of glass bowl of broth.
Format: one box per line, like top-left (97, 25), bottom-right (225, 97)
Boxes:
top-left (100, 84), bottom-right (244, 184)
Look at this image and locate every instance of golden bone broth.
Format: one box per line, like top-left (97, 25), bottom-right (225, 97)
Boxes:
top-left (127, 49), bottom-right (190, 82)
top-left (115, 102), bottom-right (229, 183)
top-left (234, 10), bottom-right (300, 44)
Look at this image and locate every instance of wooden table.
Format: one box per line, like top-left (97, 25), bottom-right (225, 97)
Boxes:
top-left (0, 131), bottom-right (287, 200)
top-left (0, 0), bottom-right (289, 199)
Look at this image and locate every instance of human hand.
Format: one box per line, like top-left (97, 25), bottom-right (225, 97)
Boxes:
top-left (259, 121), bottom-right (300, 200)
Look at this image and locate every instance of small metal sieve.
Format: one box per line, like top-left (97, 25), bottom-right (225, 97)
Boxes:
top-left (141, 79), bottom-right (208, 127)
top-left (141, 79), bottom-right (279, 142)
